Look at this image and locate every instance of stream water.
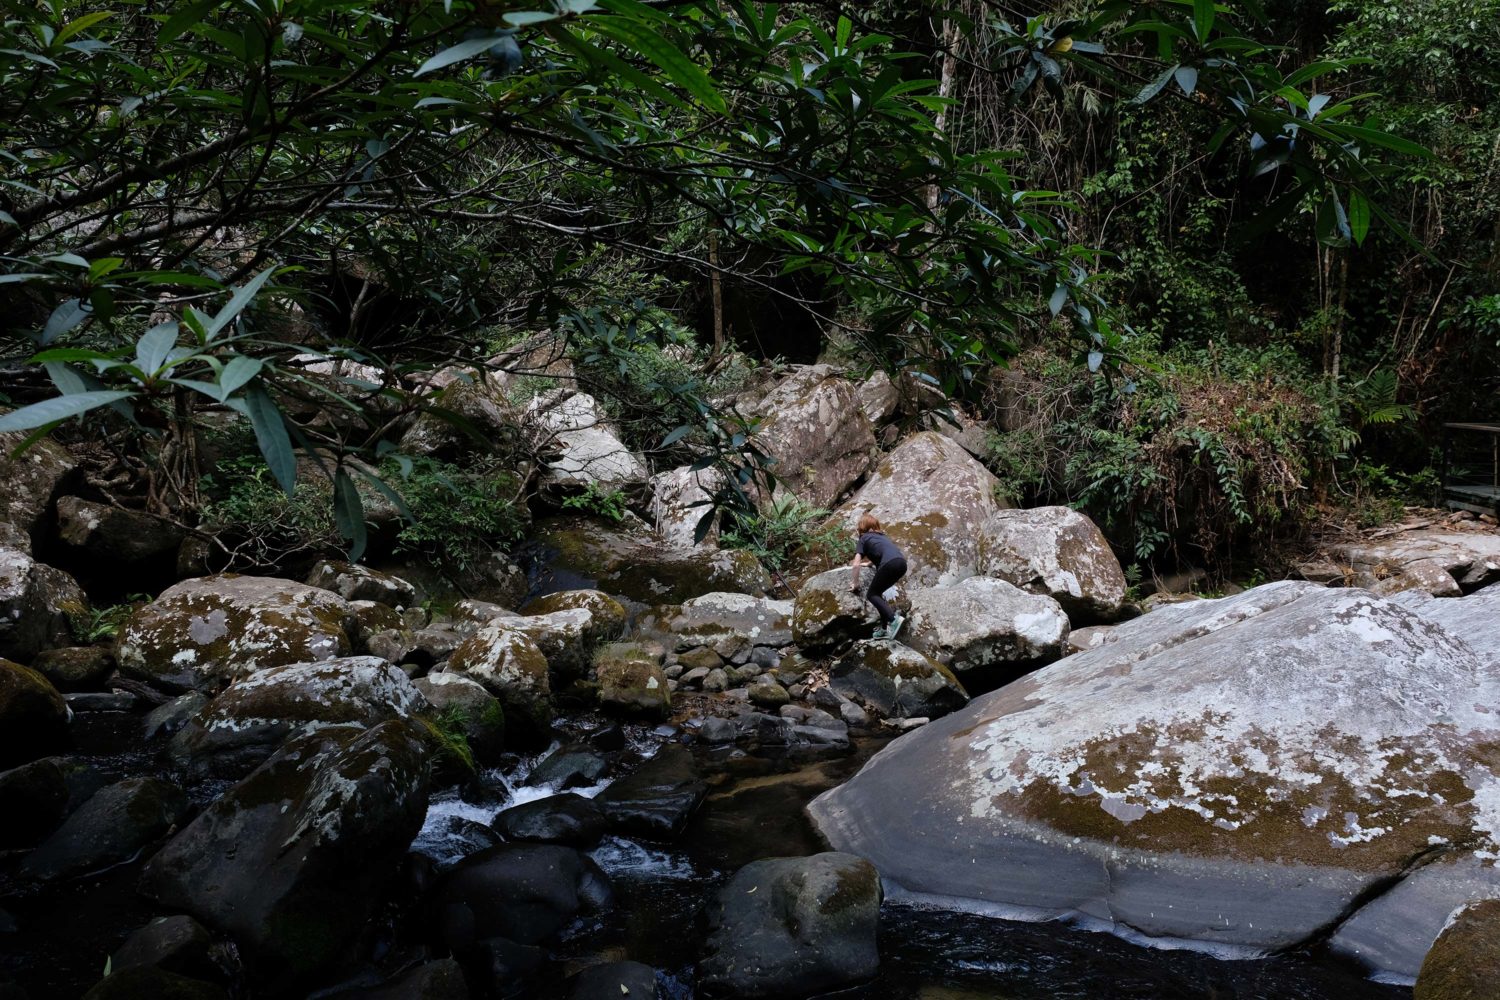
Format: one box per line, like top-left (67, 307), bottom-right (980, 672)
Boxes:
top-left (1, 710), bottom-right (1415, 999)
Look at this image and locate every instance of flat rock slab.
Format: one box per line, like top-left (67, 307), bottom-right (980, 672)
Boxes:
top-left (594, 744), bottom-right (706, 839)
top-left (809, 582), bottom-right (1500, 979)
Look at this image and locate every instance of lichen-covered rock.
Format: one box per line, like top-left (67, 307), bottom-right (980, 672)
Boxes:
top-left (809, 583), bottom-right (1500, 979)
top-left (1369, 558), bottom-right (1463, 599)
top-left (139, 721), bottom-right (430, 993)
top-left (905, 576), bottom-right (1068, 676)
top-left (496, 608), bottom-right (601, 678)
top-left (1397, 584), bottom-right (1500, 669)
top-left (856, 371), bottom-right (901, 427)
top-left (30, 646), bottom-right (114, 692)
top-left (1414, 899), bottom-right (1500, 1000)
top-left (305, 560), bottom-right (417, 607)
top-left (745, 365), bottom-right (876, 508)
top-left (20, 776), bottom-right (188, 882)
top-left (413, 672), bottom-right (504, 765)
top-left (646, 592), bottom-right (794, 658)
top-left (791, 568), bottom-right (905, 652)
top-left (0, 430), bottom-right (76, 552)
top-left (171, 657), bottom-right (428, 777)
top-left (451, 598), bottom-right (521, 627)
top-left (115, 575), bottom-right (356, 693)
top-left (531, 515), bottom-right (771, 604)
top-left (831, 641), bottom-right (968, 720)
top-left (445, 625), bottom-right (553, 738)
top-left (1336, 529), bottom-right (1500, 591)
top-left (593, 642), bottom-right (670, 718)
top-left (522, 589), bottom-right (626, 641)
top-left (826, 433), bottom-right (1008, 588)
top-left (55, 497), bottom-right (184, 565)
top-left (399, 367), bottom-right (518, 461)
top-left (529, 390), bottom-right (650, 492)
top-left (649, 465), bottom-right (724, 547)
top-left (0, 659), bottom-right (69, 768)
top-left (0, 547), bottom-right (86, 663)
top-left (698, 852), bottom-right (881, 998)
top-left (977, 506), bottom-right (1127, 623)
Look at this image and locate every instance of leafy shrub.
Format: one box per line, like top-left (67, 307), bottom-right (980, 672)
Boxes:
top-left (389, 457), bottom-right (529, 578)
top-left (720, 494), bottom-right (853, 573)
top-left (560, 483), bottom-right (630, 523)
top-left (200, 456), bottom-right (340, 568)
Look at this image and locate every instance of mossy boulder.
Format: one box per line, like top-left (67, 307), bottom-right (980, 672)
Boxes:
top-left (698, 852), bottom-right (881, 998)
top-left (644, 592), bottom-right (794, 658)
top-left (977, 506), bottom-right (1128, 624)
top-left (305, 560), bottom-right (417, 607)
top-left (170, 657), bottom-right (428, 777)
top-left (0, 546), bottom-right (87, 663)
top-left (905, 576), bottom-right (1069, 677)
top-left (115, 575), bottom-right (356, 693)
top-left (445, 624), bottom-right (554, 740)
top-left (593, 642), bottom-right (670, 718)
top-left (20, 776), bottom-right (188, 882)
top-left (522, 589), bottom-right (627, 641)
top-left (0, 754), bottom-right (99, 848)
top-left (0, 429), bottom-right (76, 553)
top-left (0, 659), bottom-right (69, 768)
top-left (56, 497), bottom-right (184, 565)
top-left (414, 672), bottom-right (505, 765)
top-left (791, 568), bottom-right (905, 652)
top-left (826, 432), bottom-right (1008, 588)
top-left (809, 583), bottom-right (1500, 981)
top-left (139, 721), bottom-right (430, 994)
top-left (745, 365), bottom-right (876, 508)
top-left (500, 607), bottom-right (603, 679)
top-left (1415, 899), bottom-right (1500, 1000)
top-left (831, 641), bottom-right (968, 720)
top-left (82, 967), bottom-right (227, 1000)
top-left (530, 515), bottom-right (771, 604)
top-left (30, 646), bottom-right (114, 692)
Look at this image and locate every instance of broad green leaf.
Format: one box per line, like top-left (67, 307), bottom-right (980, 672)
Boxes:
top-left (244, 388), bottom-right (297, 494)
top-left (589, 16), bottom-right (727, 113)
top-left (1348, 189), bottom-right (1371, 246)
top-left (333, 470), bottom-right (368, 561)
top-left (56, 11), bottom-right (112, 44)
top-left (0, 273), bottom-right (47, 285)
top-left (159, 0), bottom-right (219, 43)
top-left (1131, 64), bottom-right (1178, 104)
top-left (1192, 0), bottom-right (1215, 43)
top-left (205, 266), bottom-right (276, 338)
top-left (660, 424), bottom-right (694, 447)
top-left (218, 356), bottom-right (264, 398)
top-left (1336, 124), bottom-right (1435, 160)
top-left (135, 321), bottom-right (179, 375)
top-left (415, 35), bottom-right (504, 77)
top-left (41, 299), bottom-right (88, 345)
top-left (0, 391), bottom-right (134, 432)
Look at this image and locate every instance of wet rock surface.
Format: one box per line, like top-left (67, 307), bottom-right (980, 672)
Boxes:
top-left (20, 776), bottom-right (187, 882)
top-left (594, 744), bottom-right (705, 838)
top-left (1413, 898), bottom-right (1500, 1000)
top-left (810, 582), bottom-right (1500, 979)
top-left (0, 547), bottom-right (87, 664)
top-left (493, 793), bottom-right (606, 847)
top-left (427, 843), bottom-right (614, 948)
top-left (698, 852), bottom-right (881, 998)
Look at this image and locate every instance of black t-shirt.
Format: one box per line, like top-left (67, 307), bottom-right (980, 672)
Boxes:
top-left (857, 531), bottom-right (904, 567)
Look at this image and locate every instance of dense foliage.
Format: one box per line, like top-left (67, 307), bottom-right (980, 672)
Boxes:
top-left (0, 0), bottom-right (1485, 575)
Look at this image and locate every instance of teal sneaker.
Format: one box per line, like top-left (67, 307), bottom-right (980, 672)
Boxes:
top-left (887, 614), bottom-right (905, 640)
top-left (871, 624), bottom-right (889, 640)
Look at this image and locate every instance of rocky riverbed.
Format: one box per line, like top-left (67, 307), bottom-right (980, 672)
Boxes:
top-left (2, 363), bottom-right (1497, 999)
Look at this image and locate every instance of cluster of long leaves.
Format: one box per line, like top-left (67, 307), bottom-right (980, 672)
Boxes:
top-left (0, 0), bottom-right (1427, 554)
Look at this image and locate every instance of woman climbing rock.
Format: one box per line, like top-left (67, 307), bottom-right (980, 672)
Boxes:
top-left (849, 513), bottom-right (908, 639)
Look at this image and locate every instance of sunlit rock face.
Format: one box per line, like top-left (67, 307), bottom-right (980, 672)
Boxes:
top-left (809, 582), bottom-right (1500, 982)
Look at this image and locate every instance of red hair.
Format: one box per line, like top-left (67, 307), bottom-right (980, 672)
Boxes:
top-left (857, 513), bottom-right (882, 534)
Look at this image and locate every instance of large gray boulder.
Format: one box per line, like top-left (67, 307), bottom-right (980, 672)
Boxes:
top-left (0, 430), bottom-right (75, 552)
top-left (698, 852), bottom-right (881, 998)
top-left (746, 365), bottom-right (875, 508)
top-left (593, 642), bottom-right (671, 718)
top-left (139, 721), bottom-right (430, 993)
top-left (831, 641), bottom-right (968, 720)
top-left (529, 390), bottom-right (649, 493)
top-left (171, 657), bottom-right (428, 776)
top-left (531, 515), bottom-right (771, 604)
top-left (826, 433), bottom-right (1007, 588)
top-left (790, 568), bottom-right (905, 652)
top-left (0, 547), bottom-right (86, 663)
top-left (116, 575), bottom-right (356, 693)
top-left (649, 464), bottom-right (724, 547)
top-left (808, 583), bottom-right (1500, 981)
top-left (905, 576), bottom-right (1069, 676)
top-left (646, 592), bottom-right (793, 658)
top-left (977, 506), bottom-right (1127, 623)
top-left (1336, 528), bottom-right (1500, 592)
top-left (304, 560), bottom-right (416, 607)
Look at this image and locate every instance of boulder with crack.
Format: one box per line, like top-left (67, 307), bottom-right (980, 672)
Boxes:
top-left (977, 506), bottom-right (1128, 623)
top-left (904, 576), bottom-right (1069, 677)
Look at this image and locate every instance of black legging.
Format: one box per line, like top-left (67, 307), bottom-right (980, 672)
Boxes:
top-left (865, 557), bottom-right (908, 625)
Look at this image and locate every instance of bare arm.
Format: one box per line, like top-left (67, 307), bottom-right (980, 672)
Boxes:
top-left (850, 553), bottom-right (869, 592)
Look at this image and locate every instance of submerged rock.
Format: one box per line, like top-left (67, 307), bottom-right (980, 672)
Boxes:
top-left (831, 641), bottom-right (968, 720)
top-left (594, 744), bottom-right (706, 838)
top-left (139, 722), bottom-right (430, 992)
top-left (977, 506), bottom-right (1128, 623)
top-left (826, 433), bottom-right (1008, 588)
top-left (0, 659), bottom-right (69, 769)
top-left (171, 657), bottom-right (428, 777)
top-left (21, 776), bottom-right (188, 882)
top-left (809, 583), bottom-right (1500, 980)
top-left (115, 575), bottom-right (356, 693)
top-left (904, 576), bottom-right (1068, 676)
top-left (0, 547), bottom-right (86, 664)
top-left (530, 515), bottom-right (770, 604)
top-left (493, 793), bottom-right (606, 848)
top-left (427, 843), bottom-right (613, 948)
top-left (698, 852), bottom-right (881, 998)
